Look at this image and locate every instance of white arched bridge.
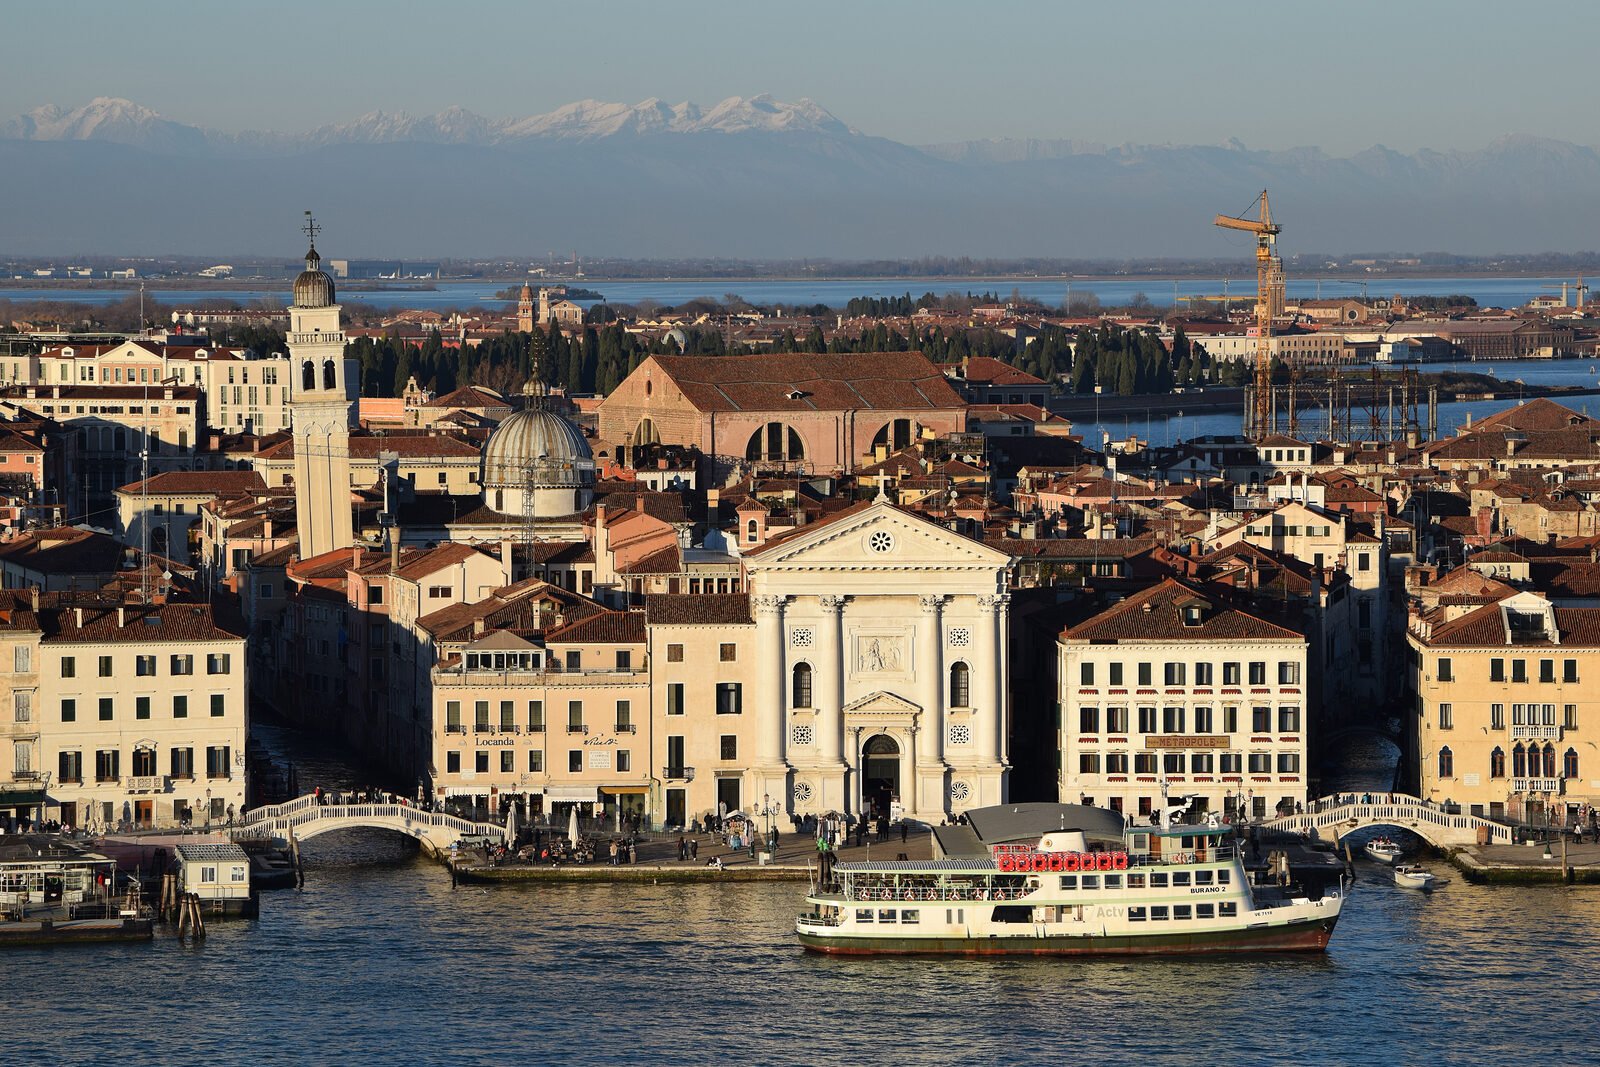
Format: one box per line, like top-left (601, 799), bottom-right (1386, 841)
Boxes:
top-left (1258, 793), bottom-right (1513, 848)
top-left (231, 794), bottom-right (505, 855)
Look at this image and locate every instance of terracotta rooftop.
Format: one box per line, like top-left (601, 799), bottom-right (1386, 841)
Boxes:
top-left (642, 352), bottom-right (966, 413)
top-left (119, 470), bottom-right (266, 496)
top-left (1061, 577), bottom-right (1305, 643)
top-left (645, 593), bottom-right (754, 626)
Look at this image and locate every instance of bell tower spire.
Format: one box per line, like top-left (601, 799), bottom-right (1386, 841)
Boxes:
top-left (288, 213), bottom-right (355, 558)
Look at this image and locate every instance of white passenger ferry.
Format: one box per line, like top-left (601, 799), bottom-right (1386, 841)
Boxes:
top-left (797, 803), bottom-right (1344, 955)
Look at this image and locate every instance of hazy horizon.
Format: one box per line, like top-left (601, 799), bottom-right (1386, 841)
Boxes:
top-left (6, 0), bottom-right (1598, 156)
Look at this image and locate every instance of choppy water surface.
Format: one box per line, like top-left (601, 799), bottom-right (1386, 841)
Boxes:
top-left (5, 828), bottom-right (1599, 1066)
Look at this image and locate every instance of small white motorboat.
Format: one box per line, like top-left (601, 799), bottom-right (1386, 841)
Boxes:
top-left (1394, 864), bottom-right (1436, 892)
top-left (1365, 838), bottom-right (1404, 864)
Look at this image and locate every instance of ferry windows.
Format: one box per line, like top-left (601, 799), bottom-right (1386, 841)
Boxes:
top-left (1079, 707), bottom-right (1099, 734)
top-left (1172, 872), bottom-right (1191, 887)
top-left (1217, 869), bottom-right (1231, 885)
top-left (1437, 747), bottom-right (1453, 779)
top-left (1059, 875), bottom-right (1077, 890)
top-left (900, 910), bottom-right (919, 924)
top-left (1252, 706), bottom-right (1272, 732)
top-left (1128, 907), bottom-right (1147, 922)
top-left (1564, 659), bottom-right (1579, 683)
top-left (1174, 905), bottom-right (1192, 920)
top-left (1490, 658), bottom-right (1505, 682)
top-left (950, 663), bottom-right (970, 707)
top-left (1279, 707), bottom-right (1302, 732)
top-left (1138, 707), bottom-right (1157, 734)
top-left (1162, 707), bottom-right (1185, 733)
top-left (877, 909), bottom-right (896, 923)
top-left (1109, 663), bottom-right (1123, 686)
top-left (856, 910), bottom-right (873, 923)
top-left (1150, 873), bottom-right (1169, 888)
top-left (1105, 753), bottom-right (1129, 775)
top-left (1222, 662), bottom-right (1241, 686)
top-left (1137, 662), bottom-right (1152, 686)
top-left (1248, 662), bottom-right (1266, 686)
top-left (1197, 903), bottom-right (1215, 919)
top-left (1081, 875), bottom-right (1099, 890)
top-left (1079, 753), bottom-right (1100, 774)
top-left (1080, 662), bottom-right (1094, 686)
top-left (1134, 753), bottom-right (1156, 775)
top-left (1104, 875), bottom-right (1121, 888)
top-left (1195, 662), bottom-right (1214, 686)
top-left (1490, 747), bottom-right (1506, 779)
top-left (1195, 869), bottom-right (1214, 886)
top-left (1107, 707), bottom-right (1128, 733)
top-left (1194, 707), bottom-right (1213, 734)
top-left (1219, 902), bottom-right (1237, 917)
top-left (1127, 873), bottom-right (1146, 889)
top-left (1150, 906), bottom-right (1169, 920)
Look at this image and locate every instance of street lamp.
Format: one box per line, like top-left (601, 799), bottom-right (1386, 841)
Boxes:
top-left (757, 792), bottom-right (780, 851)
top-left (205, 787), bottom-right (212, 830)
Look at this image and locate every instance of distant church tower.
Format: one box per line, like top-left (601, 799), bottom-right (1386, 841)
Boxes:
top-left (288, 213), bottom-right (356, 559)
top-left (517, 282), bottom-right (536, 332)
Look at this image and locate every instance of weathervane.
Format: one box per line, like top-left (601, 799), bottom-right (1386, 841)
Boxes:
top-left (302, 210), bottom-right (321, 250)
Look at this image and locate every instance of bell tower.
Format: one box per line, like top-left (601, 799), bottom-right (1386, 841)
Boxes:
top-left (516, 282), bottom-right (535, 332)
top-left (288, 212), bottom-right (355, 558)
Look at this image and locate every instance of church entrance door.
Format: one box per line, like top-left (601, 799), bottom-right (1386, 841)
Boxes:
top-left (861, 734), bottom-right (901, 821)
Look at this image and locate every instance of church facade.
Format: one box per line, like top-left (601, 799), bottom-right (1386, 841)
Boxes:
top-left (743, 499), bottom-right (1014, 822)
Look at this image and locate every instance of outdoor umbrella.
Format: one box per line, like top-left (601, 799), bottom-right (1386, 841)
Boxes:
top-left (505, 804), bottom-right (518, 844)
top-left (568, 805), bottom-right (580, 846)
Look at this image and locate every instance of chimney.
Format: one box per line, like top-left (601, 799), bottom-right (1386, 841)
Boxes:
top-left (390, 531), bottom-right (401, 573)
top-left (117, 606), bottom-right (125, 627)
top-left (473, 617), bottom-right (485, 636)
top-left (352, 546), bottom-right (361, 570)
top-left (74, 606), bottom-right (82, 627)
top-left (30, 587), bottom-right (39, 613)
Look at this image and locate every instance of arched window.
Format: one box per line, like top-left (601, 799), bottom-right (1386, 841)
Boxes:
top-left (323, 359), bottom-right (336, 390)
top-left (870, 418), bottom-right (917, 454)
top-left (745, 518), bottom-right (759, 543)
top-left (301, 359), bottom-right (315, 391)
top-left (1543, 743), bottom-right (1558, 779)
top-left (1512, 743), bottom-right (1527, 778)
top-left (792, 663), bottom-right (813, 709)
top-left (494, 490), bottom-right (504, 512)
top-left (1438, 746), bottom-right (1453, 780)
top-left (950, 662), bottom-right (971, 708)
top-left (1564, 748), bottom-right (1579, 781)
top-left (1490, 747), bottom-right (1505, 779)
top-left (744, 422), bottom-right (804, 462)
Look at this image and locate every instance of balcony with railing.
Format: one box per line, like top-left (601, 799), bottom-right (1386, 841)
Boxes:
top-left (127, 775), bottom-right (168, 794)
top-left (663, 766), bottom-right (695, 782)
top-left (1511, 725), bottom-right (1562, 741)
top-left (1513, 777), bottom-right (1563, 794)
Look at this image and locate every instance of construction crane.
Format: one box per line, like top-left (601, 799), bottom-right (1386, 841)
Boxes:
top-left (1539, 277), bottom-right (1589, 309)
top-left (1214, 190), bottom-right (1284, 437)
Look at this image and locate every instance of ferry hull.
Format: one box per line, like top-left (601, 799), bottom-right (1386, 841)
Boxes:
top-left (798, 916), bottom-right (1336, 956)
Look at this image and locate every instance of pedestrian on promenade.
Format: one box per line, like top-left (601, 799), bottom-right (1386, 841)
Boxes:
top-left (900, 822), bottom-right (909, 844)
top-left (690, 838), bottom-right (698, 861)
top-left (609, 839), bottom-right (619, 866)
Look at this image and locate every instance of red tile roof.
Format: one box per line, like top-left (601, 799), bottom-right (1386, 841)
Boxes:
top-left (1061, 577), bottom-right (1305, 643)
top-left (120, 470), bottom-right (266, 496)
top-left (960, 356), bottom-right (1046, 387)
top-left (645, 593), bottom-right (753, 625)
top-left (645, 352), bottom-right (966, 413)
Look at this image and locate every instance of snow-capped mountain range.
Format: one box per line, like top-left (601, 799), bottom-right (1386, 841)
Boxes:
top-left (3, 96), bottom-right (1597, 259)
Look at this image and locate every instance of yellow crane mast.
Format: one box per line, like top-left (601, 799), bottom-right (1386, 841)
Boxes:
top-left (1214, 190), bottom-right (1284, 437)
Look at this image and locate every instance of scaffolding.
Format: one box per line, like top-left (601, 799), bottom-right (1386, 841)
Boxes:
top-left (1243, 367), bottom-right (1438, 444)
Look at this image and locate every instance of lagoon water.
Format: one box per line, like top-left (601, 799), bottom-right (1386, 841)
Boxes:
top-left (6, 725), bottom-right (1600, 1066)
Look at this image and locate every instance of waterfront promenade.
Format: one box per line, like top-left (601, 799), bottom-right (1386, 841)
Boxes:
top-left (452, 825), bottom-right (936, 883)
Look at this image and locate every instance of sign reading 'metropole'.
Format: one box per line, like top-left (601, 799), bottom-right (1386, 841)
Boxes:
top-left (1144, 735), bottom-right (1232, 749)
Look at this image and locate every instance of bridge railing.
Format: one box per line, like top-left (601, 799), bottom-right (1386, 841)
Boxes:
top-left (1257, 794), bottom-right (1513, 846)
top-left (234, 796), bottom-right (504, 843)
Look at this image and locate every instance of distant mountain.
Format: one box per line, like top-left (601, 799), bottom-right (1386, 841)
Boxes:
top-left (3, 97), bottom-right (1598, 259)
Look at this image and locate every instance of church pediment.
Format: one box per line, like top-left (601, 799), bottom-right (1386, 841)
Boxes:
top-left (842, 690), bottom-right (922, 717)
top-left (753, 501), bottom-right (1011, 570)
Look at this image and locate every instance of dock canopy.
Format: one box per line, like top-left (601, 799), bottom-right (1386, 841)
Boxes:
top-left (935, 803), bottom-right (1126, 859)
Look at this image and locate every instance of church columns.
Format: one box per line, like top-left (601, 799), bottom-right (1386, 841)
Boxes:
top-left (977, 594), bottom-right (1010, 770)
top-left (818, 595), bottom-right (846, 768)
top-left (753, 595), bottom-right (787, 769)
top-left (917, 595), bottom-right (945, 767)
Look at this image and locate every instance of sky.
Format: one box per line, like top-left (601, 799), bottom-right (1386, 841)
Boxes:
top-left (6, 0), bottom-right (1598, 155)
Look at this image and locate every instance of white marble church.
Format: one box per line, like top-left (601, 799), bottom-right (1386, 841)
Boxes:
top-left (744, 498), bottom-right (1015, 822)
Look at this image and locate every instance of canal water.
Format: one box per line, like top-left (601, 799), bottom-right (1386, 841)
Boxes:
top-left (8, 723), bottom-right (1600, 1064)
